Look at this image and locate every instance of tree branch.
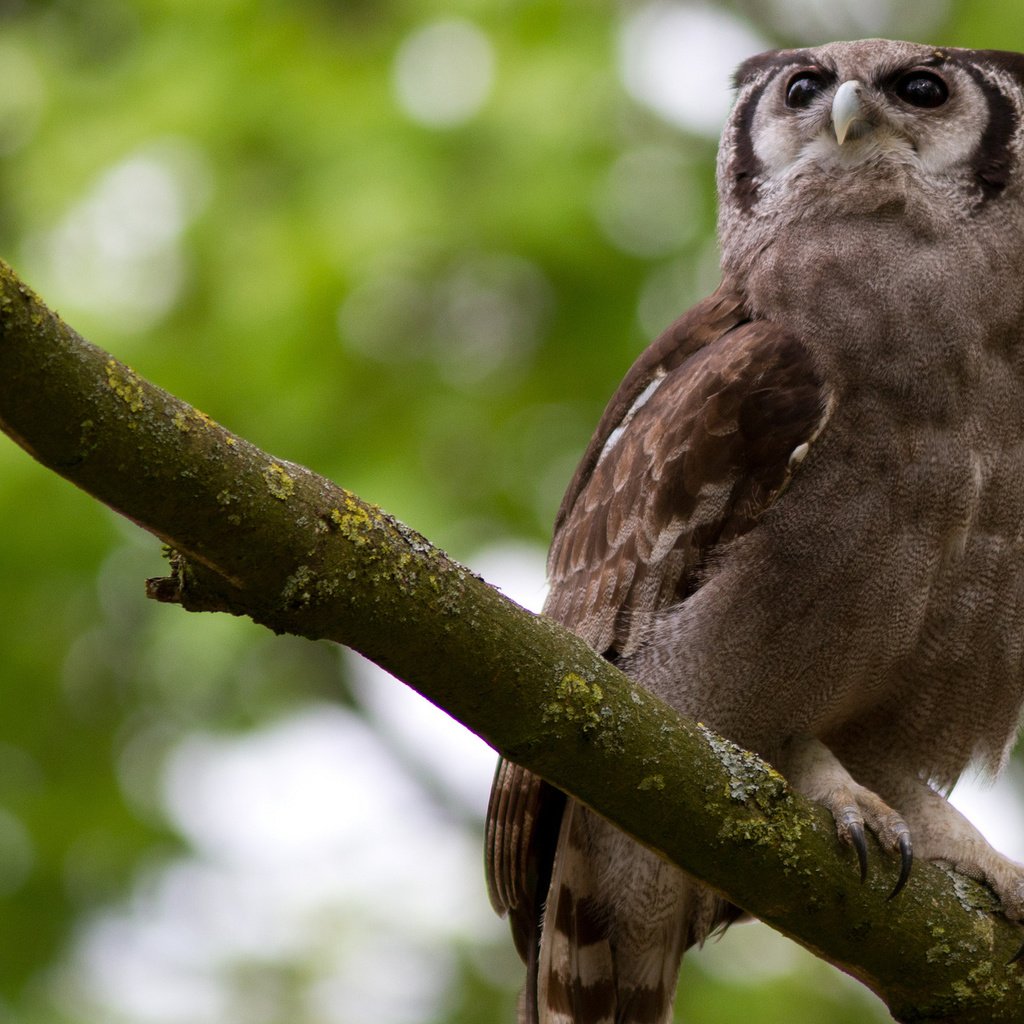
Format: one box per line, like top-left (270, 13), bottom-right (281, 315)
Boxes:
top-left (0, 259), bottom-right (1019, 1022)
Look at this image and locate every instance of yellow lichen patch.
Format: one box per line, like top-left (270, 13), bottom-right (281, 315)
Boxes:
top-left (263, 462), bottom-right (295, 501)
top-left (328, 493), bottom-right (379, 546)
top-left (543, 672), bottom-right (605, 733)
top-left (105, 359), bottom-right (145, 414)
top-left (951, 953), bottom-right (1006, 1004)
top-left (344, 493), bottom-right (374, 526)
top-left (638, 774), bottom-right (666, 792)
top-left (173, 407), bottom-right (217, 434)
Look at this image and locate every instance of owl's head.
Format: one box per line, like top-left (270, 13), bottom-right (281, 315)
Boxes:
top-left (717, 40), bottom-right (1024, 262)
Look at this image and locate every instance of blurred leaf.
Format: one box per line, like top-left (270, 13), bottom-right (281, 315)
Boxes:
top-left (0, 2), bottom-right (1016, 1022)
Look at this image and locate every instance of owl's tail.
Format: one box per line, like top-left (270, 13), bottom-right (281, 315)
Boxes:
top-left (526, 800), bottom-right (732, 1024)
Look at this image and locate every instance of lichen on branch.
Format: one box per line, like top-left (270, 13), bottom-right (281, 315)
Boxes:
top-left (0, 258), bottom-right (1019, 1022)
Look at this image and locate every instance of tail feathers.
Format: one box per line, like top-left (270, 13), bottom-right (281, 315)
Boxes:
top-left (530, 802), bottom-right (704, 1024)
top-left (537, 801), bottom-right (616, 1024)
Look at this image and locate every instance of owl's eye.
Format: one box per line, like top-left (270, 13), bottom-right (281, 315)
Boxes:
top-left (894, 70), bottom-right (949, 109)
top-left (785, 71), bottom-right (827, 109)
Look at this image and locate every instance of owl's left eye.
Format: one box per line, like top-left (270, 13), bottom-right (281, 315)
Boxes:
top-left (894, 70), bottom-right (949, 109)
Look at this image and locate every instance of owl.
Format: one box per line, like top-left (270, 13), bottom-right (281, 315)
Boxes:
top-left (486, 39), bottom-right (1024, 1024)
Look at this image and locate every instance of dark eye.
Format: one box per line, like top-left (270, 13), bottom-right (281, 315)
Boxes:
top-left (785, 70), bottom-right (827, 109)
top-left (894, 70), bottom-right (948, 108)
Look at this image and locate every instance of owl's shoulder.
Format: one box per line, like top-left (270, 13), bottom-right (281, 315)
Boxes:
top-left (545, 281), bottom-right (828, 655)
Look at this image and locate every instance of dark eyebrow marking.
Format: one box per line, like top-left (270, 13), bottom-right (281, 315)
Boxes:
top-left (961, 62), bottom-right (1018, 202)
top-left (727, 50), bottom-right (828, 212)
top-left (874, 51), bottom-right (950, 93)
top-left (731, 49), bottom-right (817, 90)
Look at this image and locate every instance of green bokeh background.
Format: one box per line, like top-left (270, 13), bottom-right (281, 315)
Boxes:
top-left (0, 2), bottom-right (1019, 1022)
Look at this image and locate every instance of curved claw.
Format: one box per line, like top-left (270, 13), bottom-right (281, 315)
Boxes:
top-left (849, 821), bottom-right (868, 883)
top-left (888, 832), bottom-right (913, 900)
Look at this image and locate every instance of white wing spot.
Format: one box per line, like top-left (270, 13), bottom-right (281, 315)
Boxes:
top-left (788, 441), bottom-right (809, 469)
top-left (596, 369), bottom-right (667, 467)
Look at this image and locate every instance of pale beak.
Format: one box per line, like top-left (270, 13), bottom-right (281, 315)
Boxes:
top-left (832, 79), bottom-right (865, 145)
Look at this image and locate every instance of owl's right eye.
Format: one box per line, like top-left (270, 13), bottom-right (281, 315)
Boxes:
top-left (785, 71), bottom-right (826, 109)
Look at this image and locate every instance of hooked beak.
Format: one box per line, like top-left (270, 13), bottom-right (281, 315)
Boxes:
top-left (832, 80), bottom-right (865, 145)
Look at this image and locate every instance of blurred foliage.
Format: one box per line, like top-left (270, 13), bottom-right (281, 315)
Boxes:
top-left (0, 2), bottom-right (1019, 1022)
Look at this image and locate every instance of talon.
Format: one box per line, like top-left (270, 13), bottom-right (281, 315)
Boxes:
top-left (848, 821), bottom-right (868, 882)
top-left (888, 832), bottom-right (912, 900)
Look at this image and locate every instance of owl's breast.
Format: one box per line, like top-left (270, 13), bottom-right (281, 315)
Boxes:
top-left (729, 195), bottom-right (1024, 375)
top-left (664, 362), bottom-right (1024, 769)
top-left (790, 368), bottom-right (1024, 776)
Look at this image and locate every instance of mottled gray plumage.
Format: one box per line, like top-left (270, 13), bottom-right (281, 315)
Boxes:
top-left (486, 39), bottom-right (1024, 1023)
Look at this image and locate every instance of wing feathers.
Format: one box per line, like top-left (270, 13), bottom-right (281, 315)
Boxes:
top-left (485, 280), bottom-right (830, 1021)
top-left (552, 284), bottom-right (751, 542)
top-left (546, 300), bottom-right (828, 656)
top-left (486, 761), bottom-right (565, 949)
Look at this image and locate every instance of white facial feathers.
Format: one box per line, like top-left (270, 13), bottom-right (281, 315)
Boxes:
top-left (736, 45), bottom-right (1002, 189)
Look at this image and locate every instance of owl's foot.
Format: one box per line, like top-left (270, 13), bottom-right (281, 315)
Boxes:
top-left (843, 797), bottom-right (912, 898)
top-left (928, 843), bottom-right (1024, 920)
top-left (783, 735), bottom-right (912, 897)
top-left (892, 781), bottom-right (1024, 921)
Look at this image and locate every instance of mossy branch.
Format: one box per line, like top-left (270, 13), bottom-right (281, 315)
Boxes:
top-left (0, 259), bottom-right (1020, 1022)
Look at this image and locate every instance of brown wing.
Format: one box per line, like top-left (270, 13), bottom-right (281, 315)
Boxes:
top-left (486, 279), bottom-right (829, 984)
top-left (545, 289), bottom-right (828, 656)
top-left (485, 759), bottom-right (565, 960)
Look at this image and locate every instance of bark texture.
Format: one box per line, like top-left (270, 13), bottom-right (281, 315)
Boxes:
top-left (0, 260), bottom-right (1020, 1021)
